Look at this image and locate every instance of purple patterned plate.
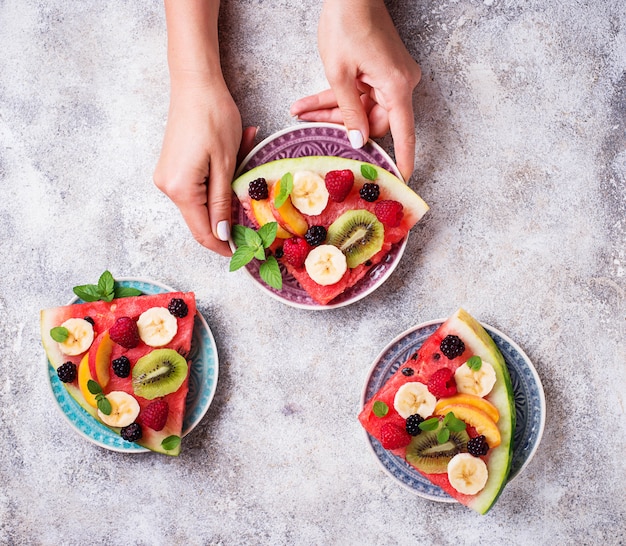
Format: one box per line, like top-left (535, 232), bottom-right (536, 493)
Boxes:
top-left (232, 122), bottom-right (408, 310)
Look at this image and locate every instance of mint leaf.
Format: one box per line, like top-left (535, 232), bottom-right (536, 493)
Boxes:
top-left (372, 400), bottom-right (389, 418)
top-left (243, 226), bottom-right (263, 248)
top-left (87, 379), bottom-right (103, 395)
top-left (231, 224), bottom-right (248, 248)
top-left (114, 286), bottom-right (143, 298)
top-left (161, 435), bottom-right (181, 451)
top-left (258, 222), bottom-right (278, 249)
top-left (98, 270), bottom-right (115, 302)
top-left (467, 356), bottom-right (482, 371)
top-left (254, 245), bottom-right (267, 261)
top-left (419, 417), bottom-right (439, 431)
top-left (259, 256), bottom-right (282, 290)
top-left (361, 164), bottom-right (378, 181)
top-left (229, 246), bottom-right (256, 271)
top-left (73, 284), bottom-right (103, 302)
top-left (437, 426), bottom-right (451, 444)
top-left (443, 411), bottom-right (466, 432)
top-left (274, 173), bottom-right (293, 209)
top-left (50, 326), bottom-right (69, 343)
top-left (97, 396), bottom-right (112, 416)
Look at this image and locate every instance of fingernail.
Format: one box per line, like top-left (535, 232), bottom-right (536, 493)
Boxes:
top-left (348, 129), bottom-right (364, 149)
top-left (217, 220), bottom-right (230, 241)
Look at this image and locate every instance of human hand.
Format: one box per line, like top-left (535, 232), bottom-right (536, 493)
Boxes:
top-left (290, 0), bottom-right (421, 181)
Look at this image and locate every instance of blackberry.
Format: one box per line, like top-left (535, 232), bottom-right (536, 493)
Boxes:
top-left (304, 225), bottom-right (327, 247)
top-left (467, 435), bottom-right (489, 457)
top-left (120, 422), bottom-right (142, 443)
top-left (401, 367), bottom-right (415, 377)
top-left (83, 316), bottom-right (95, 326)
top-left (248, 177), bottom-right (269, 200)
top-left (359, 183), bottom-right (380, 202)
top-left (440, 335), bottom-right (465, 359)
top-left (405, 414), bottom-right (425, 436)
top-left (57, 361), bottom-right (77, 383)
top-left (168, 297), bottom-right (188, 318)
top-left (112, 356), bottom-right (131, 378)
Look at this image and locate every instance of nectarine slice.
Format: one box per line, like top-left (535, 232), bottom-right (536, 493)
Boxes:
top-left (435, 393), bottom-right (499, 423)
top-left (435, 403), bottom-right (501, 448)
top-left (88, 331), bottom-right (113, 388)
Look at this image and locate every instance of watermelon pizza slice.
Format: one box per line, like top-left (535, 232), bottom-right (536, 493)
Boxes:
top-left (231, 156), bottom-right (429, 306)
top-left (40, 278), bottom-right (197, 456)
top-left (359, 309), bottom-right (515, 514)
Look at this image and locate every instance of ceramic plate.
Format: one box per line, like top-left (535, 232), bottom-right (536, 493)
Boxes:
top-left (45, 278), bottom-right (219, 453)
top-left (232, 122), bottom-right (408, 310)
top-left (360, 319), bottom-right (545, 502)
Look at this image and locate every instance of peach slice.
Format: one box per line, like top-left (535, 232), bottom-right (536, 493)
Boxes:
top-left (250, 198), bottom-right (293, 239)
top-left (78, 354), bottom-right (98, 408)
top-left (269, 178), bottom-right (308, 236)
top-left (88, 331), bottom-right (113, 388)
top-left (435, 403), bottom-right (501, 448)
top-left (434, 393), bottom-right (500, 423)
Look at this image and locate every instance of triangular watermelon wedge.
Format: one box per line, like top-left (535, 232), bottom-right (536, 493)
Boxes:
top-left (359, 309), bottom-right (515, 514)
top-left (232, 156), bottom-right (429, 305)
top-left (41, 291), bottom-right (197, 456)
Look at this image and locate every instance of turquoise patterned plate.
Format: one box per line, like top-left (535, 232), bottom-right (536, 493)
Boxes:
top-left (45, 278), bottom-right (219, 453)
top-left (360, 319), bottom-right (545, 502)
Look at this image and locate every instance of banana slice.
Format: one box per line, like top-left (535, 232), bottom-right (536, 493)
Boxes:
top-left (304, 244), bottom-right (347, 286)
top-left (454, 360), bottom-right (497, 397)
top-left (97, 391), bottom-right (140, 428)
top-left (57, 318), bottom-right (94, 356)
top-left (447, 453), bottom-right (489, 495)
top-left (290, 170), bottom-right (329, 215)
top-left (393, 382), bottom-right (437, 419)
top-left (137, 307), bottom-right (178, 347)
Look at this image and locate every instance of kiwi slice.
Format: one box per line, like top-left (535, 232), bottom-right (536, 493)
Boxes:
top-left (326, 210), bottom-right (384, 268)
top-left (406, 422), bottom-right (470, 474)
top-left (132, 349), bottom-right (188, 400)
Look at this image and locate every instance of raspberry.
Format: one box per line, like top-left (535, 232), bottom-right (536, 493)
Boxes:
top-left (112, 356), bottom-right (131, 378)
top-left (440, 335), bottom-right (465, 359)
top-left (467, 435), bottom-right (489, 457)
top-left (304, 225), bottom-right (327, 247)
top-left (359, 182), bottom-right (380, 202)
top-left (57, 361), bottom-right (77, 383)
top-left (405, 414), bottom-right (425, 436)
top-left (168, 297), bottom-right (188, 318)
top-left (120, 422), bottom-right (142, 442)
top-left (374, 200), bottom-right (404, 227)
top-left (140, 399), bottom-right (169, 431)
top-left (282, 236), bottom-right (310, 268)
top-left (380, 422), bottom-right (412, 449)
top-left (109, 316), bottom-right (140, 349)
top-left (325, 169), bottom-right (354, 202)
top-left (427, 367), bottom-right (457, 398)
top-left (248, 177), bottom-right (269, 200)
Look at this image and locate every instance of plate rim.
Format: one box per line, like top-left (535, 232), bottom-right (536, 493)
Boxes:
top-left (359, 317), bottom-right (545, 502)
top-left (44, 276), bottom-right (219, 453)
top-left (231, 121), bottom-right (409, 311)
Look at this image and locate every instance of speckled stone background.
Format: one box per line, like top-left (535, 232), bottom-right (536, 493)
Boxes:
top-left (1, 0), bottom-right (625, 544)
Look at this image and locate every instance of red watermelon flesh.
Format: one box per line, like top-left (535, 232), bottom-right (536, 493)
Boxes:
top-left (41, 291), bottom-right (196, 456)
top-left (359, 309), bottom-right (515, 514)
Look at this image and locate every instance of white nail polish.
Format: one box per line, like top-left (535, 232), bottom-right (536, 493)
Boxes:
top-left (348, 129), bottom-right (364, 149)
top-left (217, 220), bottom-right (230, 242)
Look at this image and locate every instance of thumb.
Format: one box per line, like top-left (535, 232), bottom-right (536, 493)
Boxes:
top-left (330, 78), bottom-right (370, 149)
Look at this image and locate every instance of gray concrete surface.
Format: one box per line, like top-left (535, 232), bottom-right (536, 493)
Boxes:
top-left (1, 0), bottom-right (625, 544)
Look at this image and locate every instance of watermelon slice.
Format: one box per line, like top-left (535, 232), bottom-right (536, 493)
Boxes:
top-left (41, 291), bottom-right (197, 456)
top-left (359, 309), bottom-right (515, 514)
top-left (232, 156), bottom-right (429, 305)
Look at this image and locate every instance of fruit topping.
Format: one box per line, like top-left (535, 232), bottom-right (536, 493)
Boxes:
top-left (405, 420), bottom-right (469, 474)
top-left (282, 236), bottom-right (310, 268)
top-left (326, 210), bottom-right (384, 268)
top-left (140, 399), bottom-right (169, 431)
top-left (405, 413), bottom-right (425, 436)
top-left (467, 435), bottom-right (490, 457)
top-left (427, 367), bottom-right (457, 398)
top-left (97, 391), bottom-right (140, 428)
top-left (120, 422), bottom-right (143, 442)
top-left (112, 356), bottom-right (131, 378)
top-left (401, 367), bottom-right (415, 376)
top-left (304, 244), bottom-right (348, 286)
top-left (167, 297), bottom-right (189, 318)
top-left (374, 199), bottom-right (404, 227)
top-left (359, 182), bottom-right (380, 202)
top-left (290, 170), bottom-right (329, 215)
top-left (109, 317), bottom-right (140, 349)
top-left (454, 357), bottom-right (497, 397)
top-left (324, 169), bottom-right (354, 202)
top-left (270, 176), bottom-right (309, 236)
top-left (447, 453), bottom-right (489, 495)
top-left (132, 349), bottom-right (188, 400)
top-left (380, 422), bottom-right (412, 450)
top-left (55, 317), bottom-right (95, 356)
top-left (439, 335), bottom-right (465, 359)
top-left (435, 394), bottom-right (500, 423)
top-left (393, 382), bottom-right (437, 419)
top-left (434, 404), bottom-right (501, 448)
top-left (304, 225), bottom-right (327, 247)
top-left (56, 361), bottom-right (77, 383)
top-left (137, 307), bottom-right (178, 347)
top-left (248, 177), bottom-right (269, 200)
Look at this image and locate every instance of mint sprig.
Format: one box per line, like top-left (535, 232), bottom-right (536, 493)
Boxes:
top-left (361, 164), bottom-right (378, 181)
top-left (73, 270), bottom-right (142, 302)
top-left (419, 412), bottom-right (466, 444)
top-left (273, 173), bottom-right (293, 209)
top-left (230, 223), bottom-right (282, 290)
top-left (87, 380), bottom-right (112, 415)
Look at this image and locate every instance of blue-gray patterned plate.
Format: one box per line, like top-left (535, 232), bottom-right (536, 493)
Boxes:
top-left (45, 278), bottom-right (219, 453)
top-left (360, 319), bottom-right (545, 502)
